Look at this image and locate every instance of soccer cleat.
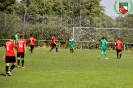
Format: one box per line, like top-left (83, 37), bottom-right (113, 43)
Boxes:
top-left (7, 71), bottom-right (11, 76)
top-left (17, 66), bottom-right (20, 68)
top-left (22, 66), bottom-right (25, 68)
top-left (105, 58), bottom-right (108, 59)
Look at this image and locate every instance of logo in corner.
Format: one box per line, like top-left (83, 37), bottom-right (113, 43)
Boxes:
top-left (114, 0), bottom-right (133, 17)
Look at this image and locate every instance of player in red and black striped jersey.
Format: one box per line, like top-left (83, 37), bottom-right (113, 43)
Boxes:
top-left (115, 38), bottom-right (123, 59)
top-left (16, 35), bottom-right (26, 68)
top-left (3, 36), bottom-right (16, 76)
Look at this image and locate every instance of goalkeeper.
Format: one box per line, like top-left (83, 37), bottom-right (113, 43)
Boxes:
top-left (100, 36), bottom-right (107, 59)
top-left (69, 36), bottom-right (75, 53)
top-left (14, 32), bottom-right (19, 44)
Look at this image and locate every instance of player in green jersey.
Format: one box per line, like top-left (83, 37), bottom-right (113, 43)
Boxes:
top-left (69, 36), bottom-right (75, 53)
top-left (100, 36), bottom-right (107, 59)
top-left (14, 32), bottom-right (19, 44)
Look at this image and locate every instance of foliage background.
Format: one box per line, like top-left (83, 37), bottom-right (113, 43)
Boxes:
top-left (0, 0), bottom-right (133, 48)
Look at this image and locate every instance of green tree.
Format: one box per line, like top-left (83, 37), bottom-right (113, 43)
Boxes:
top-left (122, 14), bottom-right (133, 28)
top-left (0, 0), bottom-right (17, 14)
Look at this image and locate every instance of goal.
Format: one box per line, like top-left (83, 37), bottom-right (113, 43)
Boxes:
top-left (73, 27), bottom-right (133, 50)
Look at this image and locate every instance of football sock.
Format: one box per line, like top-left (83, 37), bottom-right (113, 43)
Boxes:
top-left (22, 60), bottom-right (24, 67)
top-left (104, 54), bottom-right (107, 58)
top-left (6, 66), bottom-right (8, 73)
top-left (117, 52), bottom-right (119, 58)
top-left (18, 59), bottom-right (20, 66)
top-left (31, 49), bottom-right (33, 53)
top-left (100, 54), bottom-right (102, 58)
top-left (72, 49), bottom-right (74, 53)
top-left (10, 65), bottom-right (15, 71)
top-left (120, 53), bottom-right (122, 58)
top-left (50, 47), bottom-right (53, 52)
top-left (56, 48), bottom-right (58, 52)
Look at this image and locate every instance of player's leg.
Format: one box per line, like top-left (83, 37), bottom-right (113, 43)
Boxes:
top-left (6, 56), bottom-right (16, 76)
top-left (50, 44), bottom-right (54, 52)
top-left (9, 56), bottom-right (16, 72)
top-left (56, 48), bottom-right (58, 52)
top-left (55, 44), bottom-right (58, 52)
top-left (100, 47), bottom-right (104, 59)
top-left (119, 50), bottom-right (122, 59)
top-left (70, 48), bottom-right (72, 53)
top-left (71, 45), bottom-right (74, 53)
top-left (104, 51), bottom-right (107, 59)
top-left (32, 45), bottom-right (34, 51)
top-left (100, 51), bottom-right (103, 59)
top-left (70, 45), bottom-right (72, 53)
top-left (21, 53), bottom-right (25, 68)
top-left (29, 45), bottom-right (32, 53)
top-left (104, 47), bottom-right (107, 59)
top-left (71, 46), bottom-right (74, 53)
top-left (5, 56), bottom-right (10, 76)
top-left (70, 48), bottom-right (73, 53)
top-left (17, 53), bottom-right (21, 67)
top-left (116, 50), bottom-right (119, 58)
top-left (33, 45), bottom-right (35, 53)
top-left (72, 48), bottom-right (74, 53)
top-left (31, 45), bottom-right (34, 53)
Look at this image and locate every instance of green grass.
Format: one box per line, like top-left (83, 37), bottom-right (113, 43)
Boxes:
top-left (0, 47), bottom-right (133, 88)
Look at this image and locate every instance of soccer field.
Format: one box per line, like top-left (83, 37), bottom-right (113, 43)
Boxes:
top-left (0, 47), bottom-right (133, 88)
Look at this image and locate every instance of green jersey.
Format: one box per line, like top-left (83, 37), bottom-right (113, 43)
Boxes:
top-left (69, 39), bottom-right (75, 49)
top-left (100, 39), bottom-right (107, 47)
top-left (100, 39), bottom-right (107, 51)
top-left (14, 34), bottom-right (19, 44)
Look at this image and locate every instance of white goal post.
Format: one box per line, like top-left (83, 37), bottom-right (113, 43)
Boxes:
top-left (73, 27), bottom-right (133, 50)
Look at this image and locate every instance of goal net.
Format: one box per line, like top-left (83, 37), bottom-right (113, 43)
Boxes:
top-left (73, 27), bottom-right (133, 50)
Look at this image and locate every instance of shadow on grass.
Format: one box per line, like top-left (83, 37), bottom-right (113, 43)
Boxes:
top-left (98, 58), bottom-right (121, 60)
top-left (112, 58), bottom-right (121, 59)
top-left (0, 73), bottom-right (5, 76)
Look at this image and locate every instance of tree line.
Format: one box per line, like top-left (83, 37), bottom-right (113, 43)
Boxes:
top-left (0, 0), bottom-right (133, 47)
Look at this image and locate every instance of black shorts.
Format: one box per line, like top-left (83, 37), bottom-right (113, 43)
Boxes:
top-left (5, 56), bottom-right (16, 63)
top-left (17, 52), bottom-right (25, 58)
top-left (30, 45), bottom-right (34, 49)
top-left (51, 44), bottom-right (56, 47)
top-left (116, 50), bottom-right (122, 52)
